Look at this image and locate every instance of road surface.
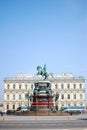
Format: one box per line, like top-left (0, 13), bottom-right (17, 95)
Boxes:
top-left (0, 114), bottom-right (87, 130)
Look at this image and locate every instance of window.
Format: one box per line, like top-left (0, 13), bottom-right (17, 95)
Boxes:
top-left (7, 95), bottom-right (9, 100)
top-left (25, 95), bottom-right (27, 100)
top-left (25, 84), bottom-right (27, 89)
top-left (67, 84), bottom-right (70, 89)
top-left (67, 94), bottom-right (70, 99)
top-left (73, 84), bottom-right (76, 89)
top-left (31, 84), bottom-right (33, 89)
top-left (7, 105), bottom-right (9, 109)
top-left (80, 94), bottom-right (83, 99)
top-left (61, 84), bottom-right (64, 89)
top-left (74, 94), bottom-right (76, 99)
top-left (61, 94), bottom-right (64, 99)
top-left (13, 84), bottom-right (15, 89)
top-left (19, 95), bottom-right (21, 100)
top-left (80, 103), bottom-right (83, 106)
top-left (68, 104), bottom-right (70, 106)
top-left (13, 105), bottom-right (15, 109)
top-left (79, 84), bottom-right (82, 89)
top-left (55, 84), bottom-right (58, 89)
top-left (13, 95), bottom-right (15, 100)
top-left (7, 84), bottom-right (10, 89)
top-left (19, 84), bottom-right (21, 89)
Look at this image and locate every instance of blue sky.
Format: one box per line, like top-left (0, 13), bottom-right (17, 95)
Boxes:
top-left (0, 0), bottom-right (87, 102)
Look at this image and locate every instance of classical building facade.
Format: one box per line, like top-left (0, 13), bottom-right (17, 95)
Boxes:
top-left (3, 73), bottom-right (86, 111)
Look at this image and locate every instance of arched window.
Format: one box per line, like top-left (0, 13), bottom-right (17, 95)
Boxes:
top-left (7, 105), bottom-right (9, 109)
top-left (55, 84), bottom-right (58, 89)
top-left (25, 84), bottom-right (27, 89)
top-left (61, 94), bottom-right (64, 99)
top-left (7, 95), bottom-right (9, 100)
top-left (80, 94), bottom-right (83, 99)
top-left (13, 84), bottom-right (15, 89)
top-left (79, 84), bottom-right (82, 89)
top-left (73, 84), bottom-right (76, 89)
top-left (61, 84), bottom-right (64, 89)
top-left (74, 94), bottom-right (76, 99)
top-left (31, 84), bottom-right (33, 89)
top-left (7, 84), bottom-right (10, 89)
top-left (13, 95), bottom-right (15, 100)
top-left (19, 84), bottom-right (21, 89)
top-left (67, 94), bottom-right (70, 99)
top-left (67, 84), bottom-right (70, 89)
top-left (13, 105), bottom-right (15, 109)
top-left (19, 95), bottom-right (21, 100)
top-left (80, 103), bottom-right (83, 106)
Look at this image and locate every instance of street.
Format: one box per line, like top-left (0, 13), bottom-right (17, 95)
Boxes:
top-left (0, 114), bottom-right (87, 130)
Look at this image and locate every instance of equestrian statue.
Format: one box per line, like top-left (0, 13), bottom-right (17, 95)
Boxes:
top-left (36, 64), bottom-right (53, 80)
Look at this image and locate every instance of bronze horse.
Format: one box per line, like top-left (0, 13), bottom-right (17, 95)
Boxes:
top-left (37, 64), bottom-right (53, 80)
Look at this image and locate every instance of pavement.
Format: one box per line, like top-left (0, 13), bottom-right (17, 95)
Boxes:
top-left (0, 113), bottom-right (87, 121)
top-left (0, 114), bottom-right (87, 130)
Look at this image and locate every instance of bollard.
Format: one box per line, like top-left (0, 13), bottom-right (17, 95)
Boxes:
top-left (2, 116), bottom-right (6, 121)
top-left (67, 116), bottom-right (70, 121)
top-left (35, 116), bottom-right (38, 121)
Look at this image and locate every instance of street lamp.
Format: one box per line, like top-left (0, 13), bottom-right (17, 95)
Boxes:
top-left (25, 91), bottom-right (32, 111)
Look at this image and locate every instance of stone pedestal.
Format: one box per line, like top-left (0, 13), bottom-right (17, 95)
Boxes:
top-left (31, 95), bottom-right (54, 111)
top-left (30, 81), bottom-right (54, 111)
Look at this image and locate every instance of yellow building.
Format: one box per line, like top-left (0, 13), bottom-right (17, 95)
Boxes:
top-left (3, 73), bottom-right (86, 111)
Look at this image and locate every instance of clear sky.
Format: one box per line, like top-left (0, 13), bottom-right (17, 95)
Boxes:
top-left (0, 0), bottom-right (87, 102)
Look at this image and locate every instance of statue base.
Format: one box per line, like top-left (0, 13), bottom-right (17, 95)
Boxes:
top-left (30, 80), bottom-right (54, 111)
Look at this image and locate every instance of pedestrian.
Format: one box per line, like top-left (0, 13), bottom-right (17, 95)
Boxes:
top-left (1, 111), bottom-right (3, 116)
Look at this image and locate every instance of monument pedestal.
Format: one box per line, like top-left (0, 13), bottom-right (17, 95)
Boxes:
top-left (31, 95), bottom-right (54, 111)
top-left (30, 81), bottom-right (54, 111)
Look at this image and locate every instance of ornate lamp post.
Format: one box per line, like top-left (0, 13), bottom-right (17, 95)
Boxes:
top-left (25, 91), bottom-right (32, 111)
top-left (55, 92), bottom-right (59, 111)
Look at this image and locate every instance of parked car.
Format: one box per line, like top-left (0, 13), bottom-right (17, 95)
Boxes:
top-left (16, 106), bottom-right (28, 115)
top-left (16, 106), bottom-right (28, 112)
top-left (6, 110), bottom-right (15, 115)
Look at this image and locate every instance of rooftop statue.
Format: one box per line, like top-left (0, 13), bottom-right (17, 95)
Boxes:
top-left (37, 64), bottom-right (53, 80)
